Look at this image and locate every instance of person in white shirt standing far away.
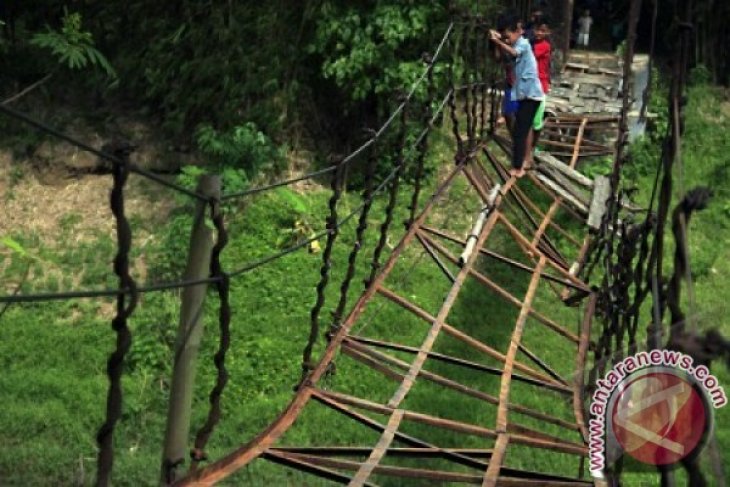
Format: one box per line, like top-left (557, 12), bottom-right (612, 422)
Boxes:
top-left (577, 10), bottom-right (593, 48)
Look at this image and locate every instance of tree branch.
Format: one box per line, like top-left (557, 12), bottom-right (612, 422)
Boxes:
top-left (1, 72), bottom-right (54, 106)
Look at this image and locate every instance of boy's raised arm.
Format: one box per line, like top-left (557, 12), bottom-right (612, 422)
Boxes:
top-left (489, 29), bottom-right (518, 58)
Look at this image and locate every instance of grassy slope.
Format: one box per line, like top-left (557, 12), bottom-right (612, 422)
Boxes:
top-left (1, 86), bottom-right (729, 486)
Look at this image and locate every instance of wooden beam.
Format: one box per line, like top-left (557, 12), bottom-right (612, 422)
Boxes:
top-left (587, 175), bottom-right (611, 231)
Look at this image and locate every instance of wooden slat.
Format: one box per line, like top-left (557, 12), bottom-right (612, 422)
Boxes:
top-left (483, 434), bottom-right (510, 487)
top-left (495, 214), bottom-right (585, 287)
top-left (534, 173), bottom-right (589, 214)
top-left (311, 388), bottom-right (488, 471)
top-left (496, 257), bottom-right (547, 431)
top-left (271, 446), bottom-right (494, 458)
top-left (569, 118), bottom-right (589, 169)
top-left (273, 450), bottom-right (485, 484)
top-left (574, 293), bottom-right (597, 443)
top-left (587, 175), bottom-right (611, 231)
top-left (262, 449), bottom-right (369, 486)
top-left (351, 409), bottom-right (404, 485)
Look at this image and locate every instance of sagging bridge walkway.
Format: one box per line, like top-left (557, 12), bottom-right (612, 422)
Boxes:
top-left (1, 6), bottom-right (695, 487)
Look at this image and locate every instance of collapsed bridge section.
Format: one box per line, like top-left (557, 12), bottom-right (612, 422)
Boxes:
top-left (176, 133), bottom-right (603, 485)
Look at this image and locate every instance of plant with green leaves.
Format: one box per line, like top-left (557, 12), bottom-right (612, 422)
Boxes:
top-left (30, 8), bottom-right (116, 80)
top-left (195, 122), bottom-right (286, 181)
top-left (308, 2), bottom-right (440, 105)
top-left (272, 188), bottom-right (320, 253)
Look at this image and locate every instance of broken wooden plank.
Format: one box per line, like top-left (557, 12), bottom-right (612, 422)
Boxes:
top-left (534, 173), bottom-right (589, 215)
top-left (587, 175), bottom-right (611, 231)
top-left (459, 185), bottom-right (500, 266)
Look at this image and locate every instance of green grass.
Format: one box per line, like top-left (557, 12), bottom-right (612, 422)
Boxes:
top-left (1, 86), bottom-right (729, 486)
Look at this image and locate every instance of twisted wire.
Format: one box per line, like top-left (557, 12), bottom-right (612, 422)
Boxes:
top-left (461, 20), bottom-right (474, 148)
top-left (221, 165), bottom-right (337, 200)
top-left (330, 135), bottom-right (379, 334)
top-left (301, 162), bottom-right (345, 377)
top-left (0, 103), bottom-right (208, 202)
top-left (191, 196), bottom-right (231, 465)
top-left (470, 20), bottom-right (480, 148)
top-left (366, 99), bottom-right (409, 288)
top-left (477, 28), bottom-right (489, 138)
top-left (408, 54), bottom-right (436, 226)
top-left (448, 24), bottom-right (464, 159)
top-left (95, 147), bottom-right (139, 487)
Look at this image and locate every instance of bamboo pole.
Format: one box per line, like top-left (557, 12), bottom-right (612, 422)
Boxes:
top-left (161, 175), bottom-right (220, 484)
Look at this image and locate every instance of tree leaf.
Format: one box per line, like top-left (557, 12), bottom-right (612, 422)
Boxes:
top-left (0, 236), bottom-right (28, 258)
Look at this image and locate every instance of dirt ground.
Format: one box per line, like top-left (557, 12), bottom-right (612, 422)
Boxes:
top-left (1, 149), bottom-right (175, 239)
top-left (0, 149), bottom-right (178, 295)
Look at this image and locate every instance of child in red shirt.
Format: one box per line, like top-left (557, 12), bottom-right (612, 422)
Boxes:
top-left (533, 23), bottom-right (551, 95)
top-left (526, 18), bottom-right (551, 168)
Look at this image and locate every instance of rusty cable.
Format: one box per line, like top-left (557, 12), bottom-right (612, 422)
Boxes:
top-left (330, 134), bottom-right (379, 334)
top-left (191, 196), bottom-right (231, 466)
top-left (366, 97), bottom-right (409, 288)
top-left (470, 19), bottom-right (480, 148)
top-left (301, 161), bottom-right (345, 377)
top-left (408, 53), bottom-right (436, 226)
top-left (95, 145), bottom-right (139, 487)
top-left (448, 23), bottom-right (464, 159)
top-left (479, 25), bottom-right (489, 139)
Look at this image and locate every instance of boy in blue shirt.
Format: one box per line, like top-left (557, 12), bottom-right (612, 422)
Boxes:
top-left (490, 14), bottom-right (544, 177)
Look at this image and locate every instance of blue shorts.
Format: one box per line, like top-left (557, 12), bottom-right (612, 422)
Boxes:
top-left (502, 87), bottom-right (519, 115)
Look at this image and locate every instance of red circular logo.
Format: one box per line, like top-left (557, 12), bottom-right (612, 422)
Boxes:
top-left (611, 371), bottom-right (707, 465)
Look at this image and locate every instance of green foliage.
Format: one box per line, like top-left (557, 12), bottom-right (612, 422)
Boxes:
top-left (689, 63), bottom-right (712, 86)
top-left (3, 114), bottom-right (730, 483)
top-left (90, 3), bottom-right (311, 137)
top-left (581, 155), bottom-right (613, 178)
top-left (30, 9), bottom-right (116, 80)
top-left (309, 2), bottom-right (440, 103)
top-left (176, 165), bottom-right (208, 193)
top-left (150, 208), bottom-right (194, 282)
top-left (195, 122), bottom-right (285, 178)
top-left (126, 295), bottom-right (177, 376)
top-left (1, 236), bottom-right (29, 259)
top-left (270, 188), bottom-right (318, 250)
top-left (274, 187), bottom-right (309, 216)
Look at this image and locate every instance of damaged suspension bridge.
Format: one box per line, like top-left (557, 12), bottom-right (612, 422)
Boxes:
top-left (0, 2), bottom-right (721, 486)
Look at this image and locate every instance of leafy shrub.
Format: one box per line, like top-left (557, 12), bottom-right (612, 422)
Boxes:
top-left (582, 155), bottom-right (613, 179)
top-left (270, 188), bottom-right (319, 251)
top-left (689, 64), bottom-right (712, 86)
top-left (30, 9), bottom-right (116, 80)
top-left (125, 292), bottom-right (180, 378)
top-left (308, 2), bottom-right (447, 107)
top-left (195, 122), bottom-right (286, 180)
